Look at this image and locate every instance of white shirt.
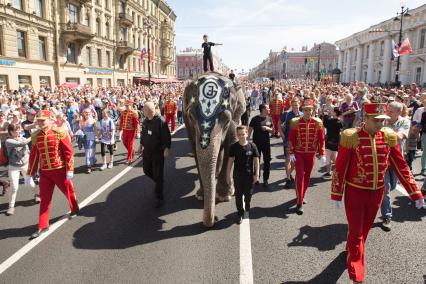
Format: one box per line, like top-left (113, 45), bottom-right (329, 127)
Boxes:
top-left (412, 106), bottom-right (425, 124)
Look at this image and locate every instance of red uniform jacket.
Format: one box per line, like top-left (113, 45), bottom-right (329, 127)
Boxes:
top-left (164, 100), bottom-right (177, 115)
top-left (331, 127), bottom-right (423, 201)
top-left (288, 117), bottom-right (325, 156)
top-left (27, 127), bottom-right (74, 176)
top-left (269, 99), bottom-right (284, 116)
top-left (119, 110), bottom-right (139, 131)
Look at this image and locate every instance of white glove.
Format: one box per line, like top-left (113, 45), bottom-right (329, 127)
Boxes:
top-left (24, 176), bottom-right (32, 186)
top-left (320, 156), bottom-right (327, 166)
top-left (29, 177), bottom-right (35, 188)
top-left (415, 198), bottom-right (425, 209)
top-left (335, 201), bottom-right (343, 209)
top-left (289, 154), bottom-right (296, 163)
top-left (66, 171), bottom-right (74, 180)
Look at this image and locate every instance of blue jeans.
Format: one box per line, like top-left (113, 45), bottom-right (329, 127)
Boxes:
top-left (381, 168), bottom-right (397, 218)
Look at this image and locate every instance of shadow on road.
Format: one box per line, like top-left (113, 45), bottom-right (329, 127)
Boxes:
top-left (391, 195), bottom-right (426, 223)
top-left (0, 215), bottom-right (63, 240)
top-left (288, 224), bottom-right (347, 251)
top-left (72, 133), bottom-right (234, 250)
top-left (249, 198), bottom-right (297, 220)
top-left (281, 251), bottom-right (347, 284)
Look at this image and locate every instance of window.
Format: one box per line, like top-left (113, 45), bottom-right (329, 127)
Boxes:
top-left (120, 27), bottom-right (126, 41)
top-left (97, 78), bottom-right (102, 87)
top-left (0, 27), bottom-right (3, 56)
top-left (38, 36), bottom-right (46, 61)
top-left (96, 18), bottom-right (101, 37)
top-left (67, 42), bottom-right (77, 64)
top-left (16, 31), bottom-right (26, 58)
top-left (380, 41), bottom-right (384, 56)
top-left (105, 22), bottom-right (110, 39)
top-left (106, 50), bottom-right (110, 67)
top-left (39, 76), bottom-right (50, 88)
top-left (86, 46), bottom-right (91, 66)
top-left (366, 45), bottom-right (369, 59)
top-left (119, 55), bottom-right (125, 69)
top-left (120, 1), bottom-right (125, 13)
top-left (13, 0), bottom-right (23, 10)
top-left (35, 0), bottom-right (43, 17)
top-left (18, 75), bottom-right (31, 87)
top-left (354, 49), bottom-right (357, 62)
top-left (104, 0), bottom-right (109, 9)
top-left (133, 58), bottom-right (136, 71)
top-left (97, 49), bottom-right (102, 67)
top-left (420, 29), bottom-right (426, 49)
top-left (84, 12), bottom-right (90, 26)
top-left (68, 4), bottom-right (79, 24)
top-left (416, 67), bottom-right (422, 85)
top-left (86, 78), bottom-right (93, 86)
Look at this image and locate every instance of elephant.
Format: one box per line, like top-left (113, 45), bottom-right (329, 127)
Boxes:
top-left (183, 72), bottom-right (246, 227)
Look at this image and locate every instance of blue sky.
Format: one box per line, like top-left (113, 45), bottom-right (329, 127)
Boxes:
top-left (167, 0), bottom-right (426, 72)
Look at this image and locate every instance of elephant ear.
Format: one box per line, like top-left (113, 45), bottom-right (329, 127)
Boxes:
top-left (193, 74), bottom-right (233, 149)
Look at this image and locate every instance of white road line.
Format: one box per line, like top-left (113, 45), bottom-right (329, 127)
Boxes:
top-left (240, 212), bottom-right (254, 284)
top-left (0, 159), bottom-right (139, 275)
top-left (0, 124), bottom-right (183, 275)
top-left (171, 124), bottom-right (185, 136)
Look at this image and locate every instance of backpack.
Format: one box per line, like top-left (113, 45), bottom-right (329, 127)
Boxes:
top-left (0, 141), bottom-right (8, 166)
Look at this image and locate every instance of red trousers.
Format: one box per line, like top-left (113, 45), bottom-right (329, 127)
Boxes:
top-left (122, 130), bottom-right (137, 162)
top-left (165, 114), bottom-right (175, 132)
top-left (272, 114), bottom-right (280, 135)
top-left (294, 152), bottom-right (316, 205)
top-left (38, 168), bottom-right (78, 229)
top-left (344, 186), bottom-right (384, 282)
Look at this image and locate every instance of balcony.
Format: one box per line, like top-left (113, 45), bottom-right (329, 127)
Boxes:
top-left (117, 40), bottom-right (134, 56)
top-left (119, 13), bottom-right (133, 27)
top-left (61, 22), bottom-right (95, 43)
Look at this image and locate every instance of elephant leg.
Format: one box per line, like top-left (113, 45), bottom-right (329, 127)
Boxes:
top-left (216, 152), bottom-right (234, 202)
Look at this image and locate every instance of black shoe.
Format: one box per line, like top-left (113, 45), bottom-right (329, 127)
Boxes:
top-left (285, 178), bottom-right (294, 189)
top-left (296, 205), bottom-right (304, 215)
top-left (323, 172), bottom-right (331, 177)
top-left (155, 199), bottom-right (164, 208)
top-left (30, 228), bottom-right (49, 239)
top-left (236, 215), bottom-right (243, 225)
top-left (69, 207), bottom-right (80, 219)
top-left (381, 218), bottom-right (392, 232)
top-left (263, 180), bottom-right (268, 188)
top-left (245, 204), bottom-right (250, 212)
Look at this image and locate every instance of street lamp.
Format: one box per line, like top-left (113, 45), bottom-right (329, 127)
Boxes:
top-left (143, 18), bottom-right (153, 89)
top-left (394, 1), bottom-right (411, 87)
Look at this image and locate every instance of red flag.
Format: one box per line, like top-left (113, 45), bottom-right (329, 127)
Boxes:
top-left (150, 47), bottom-right (154, 64)
top-left (398, 38), bottom-right (412, 55)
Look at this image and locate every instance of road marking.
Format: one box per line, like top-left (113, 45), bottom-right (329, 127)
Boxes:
top-left (0, 123), bottom-right (183, 275)
top-left (240, 212), bottom-right (254, 284)
top-left (0, 159), bottom-right (140, 275)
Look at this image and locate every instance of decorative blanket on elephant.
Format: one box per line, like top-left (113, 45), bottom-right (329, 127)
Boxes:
top-left (195, 75), bottom-right (232, 149)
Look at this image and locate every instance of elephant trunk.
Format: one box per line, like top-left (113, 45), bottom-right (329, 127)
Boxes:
top-left (196, 132), bottom-right (221, 227)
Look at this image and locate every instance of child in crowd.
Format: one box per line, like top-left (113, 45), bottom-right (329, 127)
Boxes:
top-left (97, 109), bottom-right (115, 170)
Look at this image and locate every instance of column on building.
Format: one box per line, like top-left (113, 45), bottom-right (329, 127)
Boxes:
top-left (381, 38), bottom-right (392, 84)
top-left (337, 50), bottom-right (344, 81)
top-left (355, 45), bottom-right (363, 81)
top-left (345, 49), bottom-right (351, 83)
top-left (367, 42), bottom-right (375, 84)
top-left (400, 31), bottom-right (412, 85)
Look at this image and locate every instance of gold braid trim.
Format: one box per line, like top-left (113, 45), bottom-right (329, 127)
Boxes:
top-left (339, 127), bottom-right (360, 149)
top-left (289, 117), bottom-right (300, 129)
top-left (312, 117), bottom-right (323, 128)
top-left (31, 130), bottom-right (40, 145)
top-left (382, 127), bottom-right (397, 148)
top-left (52, 127), bottom-right (66, 139)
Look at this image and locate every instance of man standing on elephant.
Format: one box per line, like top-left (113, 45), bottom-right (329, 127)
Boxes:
top-left (288, 99), bottom-right (326, 215)
top-left (138, 101), bottom-right (171, 208)
top-left (201, 34), bottom-right (222, 72)
top-left (248, 104), bottom-right (273, 187)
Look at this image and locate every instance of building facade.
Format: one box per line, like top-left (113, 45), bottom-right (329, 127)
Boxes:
top-left (335, 3), bottom-right (426, 85)
top-left (176, 47), bottom-right (229, 80)
top-left (249, 43), bottom-right (338, 80)
top-left (0, 0), bottom-right (176, 91)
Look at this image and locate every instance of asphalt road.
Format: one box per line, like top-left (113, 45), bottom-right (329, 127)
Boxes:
top-left (0, 122), bottom-right (425, 284)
